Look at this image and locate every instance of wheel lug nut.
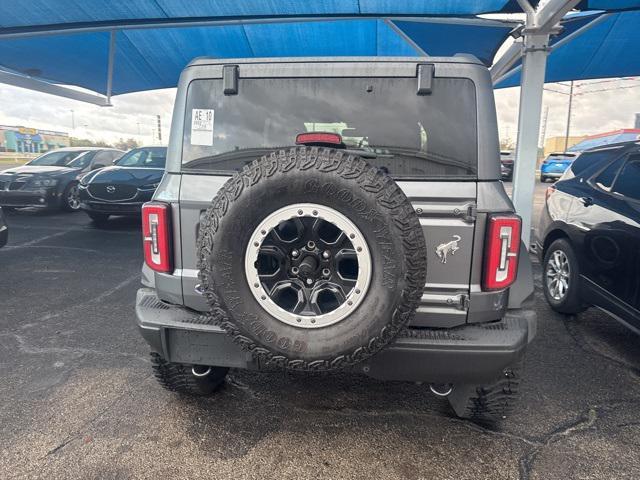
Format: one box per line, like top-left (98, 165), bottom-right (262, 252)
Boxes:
top-left (306, 278), bottom-right (313, 285)
top-left (322, 251), bottom-right (330, 259)
top-left (291, 267), bottom-right (299, 275)
top-left (307, 241), bottom-right (315, 250)
top-left (291, 249), bottom-right (299, 258)
top-left (322, 268), bottom-right (331, 277)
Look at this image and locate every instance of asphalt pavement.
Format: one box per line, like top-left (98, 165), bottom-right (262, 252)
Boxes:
top-left (0, 183), bottom-right (639, 480)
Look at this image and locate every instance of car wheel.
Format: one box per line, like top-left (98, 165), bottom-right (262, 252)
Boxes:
top-left (196, 147), bottom-right (428, 372)
top-left (150, 352), bottom-right (228, 396)
top-left (62, 182), bottom-right (81, 212)
top-left (540, 175), bottom-right (547, 183)
top-left (542, 238), bottom-right (585, 314)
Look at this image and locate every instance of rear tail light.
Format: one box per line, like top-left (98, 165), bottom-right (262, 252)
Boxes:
top-left (142, 202), bottom-right (172, 273)
top-left (545, 185), bottom-right (556, 201)
top-left (482, 214), bottom-right (521, 291)
top-left (295, 132), bottom-right (342, 145)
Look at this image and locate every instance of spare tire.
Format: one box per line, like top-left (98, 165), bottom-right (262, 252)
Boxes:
top-left (197, 147), bottom-right (427, 371)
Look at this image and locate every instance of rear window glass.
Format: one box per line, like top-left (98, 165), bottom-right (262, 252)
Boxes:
top-left (182, 77), bottom-right (478, 179)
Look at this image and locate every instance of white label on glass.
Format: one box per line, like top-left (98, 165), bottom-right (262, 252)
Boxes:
top-left (191, 109), bottom-right (215, 146)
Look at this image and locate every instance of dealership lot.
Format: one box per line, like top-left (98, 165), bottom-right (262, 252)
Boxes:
top-left (1, 184), bottom-right (639, 480)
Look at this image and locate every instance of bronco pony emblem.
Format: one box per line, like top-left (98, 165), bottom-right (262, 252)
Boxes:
top-left (435, 235), bottom-right (461, 264)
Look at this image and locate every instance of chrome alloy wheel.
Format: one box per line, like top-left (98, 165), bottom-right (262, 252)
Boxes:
top-left (245, 203), bottom-right (372, 329)
top-left (67, 184), bottom-right (81, 210)
top-left (546, 249), bottom-right (571, 301)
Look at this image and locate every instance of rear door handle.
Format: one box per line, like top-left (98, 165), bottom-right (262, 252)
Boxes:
top-left (580, 196), bottom-right (594, 207)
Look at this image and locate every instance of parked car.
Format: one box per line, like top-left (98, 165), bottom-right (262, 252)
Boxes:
top-left (134, 57), bottom-right (536, 423)
top-left (535, 141), bottom-right (640, 333)
top-left (539, 152), bottom-right (577, 182)
top-left (0, 206), bottom-right (7, 248)
top-left (500, 150), bottom-right (515, 180)
top-left (78, 146), bottom-right (167, 224)
top-left (0, 147), bottom-right (123, 211)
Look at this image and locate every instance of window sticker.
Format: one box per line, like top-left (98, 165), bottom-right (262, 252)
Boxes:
top-left (191, 109), bottom-right (215, 146)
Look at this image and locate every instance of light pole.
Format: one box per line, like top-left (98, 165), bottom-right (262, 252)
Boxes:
top-left (563, 80), bottom-right (574, 152)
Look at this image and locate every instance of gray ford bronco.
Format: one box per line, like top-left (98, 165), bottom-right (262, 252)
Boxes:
top-left (136, 57), bottom-right (536, 422)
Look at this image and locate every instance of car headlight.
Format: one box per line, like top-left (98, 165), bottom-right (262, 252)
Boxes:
top-left (138, 182), bottom-right (160, 191)
top-left (30, 178), bottom-right (58, 187)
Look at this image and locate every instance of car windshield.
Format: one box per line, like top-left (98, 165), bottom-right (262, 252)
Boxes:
top-left (182, 76), bottom-right (478, 179)
top-left (545, 154), bottom-right (575, 163)
top-left (116, 147), bottom-right (167, 168)
top-left (27, 150), bottom-right (86, 166)
top-left (66, 151), bottom-right (94, 169)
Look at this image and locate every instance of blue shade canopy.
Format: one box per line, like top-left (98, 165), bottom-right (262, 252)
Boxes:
top-left (0, 19), bottom-right (513, 95)
top-left (496, 10), bottom-right (640, 87)
top-left (392, 20), bottom-right (512, 65)
top-left (0, 1), bottom-right (525, 31)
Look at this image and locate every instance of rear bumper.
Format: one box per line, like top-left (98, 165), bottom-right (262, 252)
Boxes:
top-left (0, 188), bottom-right (58, 208)
top-left (136, 288), bottom-right (536, 384)
top-left (80, 200), bottom-right (143, 216)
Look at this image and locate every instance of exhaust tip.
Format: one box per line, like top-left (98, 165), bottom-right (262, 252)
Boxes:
top-left (429, 383), bottom-right (453, 397)
top-left (192, 365), bottom-right (212, 377)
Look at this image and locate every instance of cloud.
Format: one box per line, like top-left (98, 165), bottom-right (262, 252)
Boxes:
top-left (495, 78), bottom-right (640, 144)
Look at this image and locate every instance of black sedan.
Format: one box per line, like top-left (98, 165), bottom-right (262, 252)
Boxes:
top-left (0, 147), bottom-right (123, 212)
top-left (78, 146), bottom-right (167, 224)
top-left (535, 140), bottom-right (640, 333)
top-left (0, 206), bottom-right (7, 248)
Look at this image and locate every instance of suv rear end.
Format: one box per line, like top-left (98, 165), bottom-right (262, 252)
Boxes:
top-left (136, 57), bottom-right (536, 421)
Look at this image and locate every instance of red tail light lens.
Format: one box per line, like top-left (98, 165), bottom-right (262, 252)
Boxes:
top-left (295, 132), bottom-right (342, 145)
top-left (482, 214), bottom-right (521, 291)
top-left (142, 202), bottom-right (172, 273)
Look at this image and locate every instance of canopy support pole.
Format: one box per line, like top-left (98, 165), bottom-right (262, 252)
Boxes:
top-left (512, 0), bottom-right (581, 246)
top-left (383, 19), bottom-right (428, 56)
top-left (0, 68), bottom-right (109, 106)
top-left (105, 30), bottom-right (116, 106)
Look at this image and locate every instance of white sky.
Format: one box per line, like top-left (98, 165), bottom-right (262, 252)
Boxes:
top-left (0, 77), bottom-right (639, 147)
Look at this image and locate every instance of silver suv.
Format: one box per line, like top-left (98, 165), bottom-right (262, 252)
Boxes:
top-left (135, 57), bottom-right (536, 422)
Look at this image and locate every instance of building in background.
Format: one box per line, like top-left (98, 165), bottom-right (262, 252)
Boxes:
top-left (543, 135), bottom-right (587, 157)
top-left (0, 125), bottom-right (70, 153)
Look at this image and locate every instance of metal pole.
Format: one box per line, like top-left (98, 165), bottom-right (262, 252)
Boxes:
top-left (512, 31), bottom-right (550, 247)
top-left (105, 30), bottom-right (116, 106)
top-left (563, 80), bottom-right (574, 152)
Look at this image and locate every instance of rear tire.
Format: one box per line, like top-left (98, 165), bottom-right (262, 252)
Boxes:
top-left (150, 352), bottom-right (229, 396)
top-left (540, 175), bottom-right (547, 183)
top-left (542, 238), bottom-right (585, 314)
top-left (447, 361), bottom-right (522, 423)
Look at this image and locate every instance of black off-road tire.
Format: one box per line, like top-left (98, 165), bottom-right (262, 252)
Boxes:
top-left (542, 238), bottom-right (585, 315)
top-left (447, 361), bottom-right (522, 423)
top-left (150, 352), bottom-right (228, 396)
top-left (196, 147), bottom-right (427, 372)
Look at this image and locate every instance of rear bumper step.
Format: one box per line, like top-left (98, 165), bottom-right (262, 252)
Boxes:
top-left (136, 288), bottom-right (536, 384)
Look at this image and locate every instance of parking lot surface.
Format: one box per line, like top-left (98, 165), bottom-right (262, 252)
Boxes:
top-left (1, 183), bottom-right (639, 480)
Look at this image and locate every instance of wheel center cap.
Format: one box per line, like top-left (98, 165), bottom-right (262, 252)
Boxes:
top-left (298, 255), bottom-right (318, 277)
